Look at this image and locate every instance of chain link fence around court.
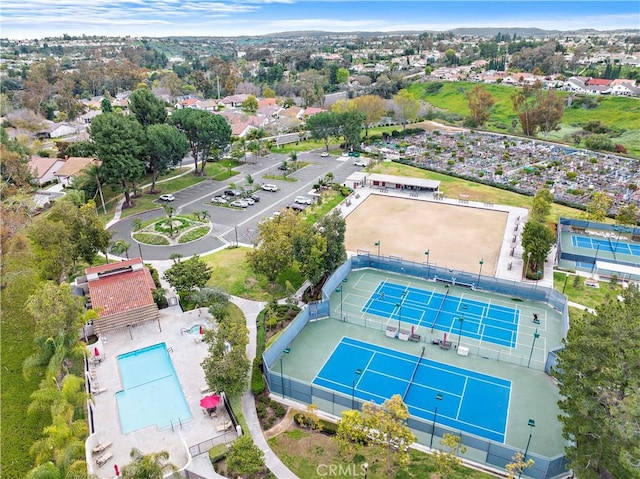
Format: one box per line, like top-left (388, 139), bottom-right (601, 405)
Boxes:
top-left (263, 254), bottom-right (571, 478)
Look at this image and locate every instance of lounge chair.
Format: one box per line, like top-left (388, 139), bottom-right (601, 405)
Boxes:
top-left (92, 441), bottom-right (112, 455)
top-left (95, 451), bottom-right (113, 466)
top-left (200, 385), bottom-right (210, 394)
top-left (93, 386), bottom-right (107, 395)
top-left (216, 420), bottom-right (232, 432)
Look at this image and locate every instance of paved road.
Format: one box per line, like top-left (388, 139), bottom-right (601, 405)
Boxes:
top-left (108, 151), bottom-right (364, 260)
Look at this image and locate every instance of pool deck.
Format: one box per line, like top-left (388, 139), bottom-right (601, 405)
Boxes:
top-left (85, 305), bottom-right (237, 478)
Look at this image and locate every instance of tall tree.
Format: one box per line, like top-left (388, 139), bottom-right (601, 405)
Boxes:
top-left (340, 109), bottom-right (365, 152)
top-left (616, 203), bottom-right (638, 226)
top-left (146, 123), bottom-right (189, 193)
top-left (120, 448), bottom-right (179, 479)
top-left (511, 83), bottom-right (540, 136)
top-left (169, 108), bottom-right (231, 175)
top-left (128, 87), bottom-right (168, 127)
top-left (352, 94), bottom-right (386, 136)
top-left (585, 192), bottom-right (612, 223)
top-left (466, 85), bottom-right (496, 127)
top-left (530, 187), bottom-right (554, 224)
top-left (306, 111), bottom-right (341, 154)
top-left (536, 89), bottom-right (565, 136)
top-left (225, 435), bottom-right (266, 477)
top-left (521, 220), bottom-right (555, 277)
top-left (90, 112), bottom-right (146, 208)
top-left (555, 286), bottom-right (640, 479)
top-left (392, 89), bottom-right (420, 130)
top-left (316, 210), bottom-right (347, 275)
top-left (162, 255), bottom-right (212, 295)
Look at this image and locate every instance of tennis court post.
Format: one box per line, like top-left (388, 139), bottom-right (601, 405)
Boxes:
top-left (430, 393), bottom-right (443, 450)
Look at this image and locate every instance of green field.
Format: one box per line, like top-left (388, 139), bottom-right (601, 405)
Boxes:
top-left (407, 81), bottom-right (640, 157)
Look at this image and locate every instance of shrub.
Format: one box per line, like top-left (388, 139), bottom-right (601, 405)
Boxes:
top-left (251, 358), bottom-right (266, 395)
top-left (209, 443), bottom-right (228, 464)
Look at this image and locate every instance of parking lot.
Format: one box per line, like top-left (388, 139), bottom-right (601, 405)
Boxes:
top-left (108, 150), bottom-right (366, 260)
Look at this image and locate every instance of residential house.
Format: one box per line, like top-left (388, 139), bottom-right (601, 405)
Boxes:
top-left (28, 155), bottom-right (66, 185)
top-left (37, 122), bottom-right (78, 139)
top-left (54, 157), bottom-right (100, 187)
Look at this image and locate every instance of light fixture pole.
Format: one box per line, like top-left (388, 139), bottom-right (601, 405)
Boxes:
top-left (363, 462), bottom-right (369, 479)
top-left (533, 270), bottom-right (542, 291)
top-left (527, 329), bottom-right (540, 368)
top-left (336, 278), bottom-right (348, 321)
top-left (352, 368), bottom-right (362, 409)
top-left (430, 393), bottom-right (443, 449)
top-left (519, 419), bottom-right (536, 478)
top-left (477, 258), bottom-right (484, 288)
top-left (374, 240), bottom-right (381, 257)
top-left (280, 348), bottom-right (290, 398)
top-left (457, 314), bottom-right (465, 349)
top-left (425, 250), bottom-right (430, 279)
top-left (396, 291), bottom-right (406, 336)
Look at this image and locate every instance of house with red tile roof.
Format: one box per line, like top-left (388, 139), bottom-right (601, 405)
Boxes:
top-left (301, 107), bottom-right (325, 117)
top-left (586, 78), bottom-right (612, 87)
top-left (83, 258), bottom-right (159, 336)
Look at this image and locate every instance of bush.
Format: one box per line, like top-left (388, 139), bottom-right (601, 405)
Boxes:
top-left (251, 358), bottom-right (266, 395)
top-left (209, 443), bottom-right (228, 464)
top-left (152, 289), bottom-right (168, 309)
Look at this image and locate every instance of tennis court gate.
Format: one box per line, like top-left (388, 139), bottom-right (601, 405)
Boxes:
top-left (263, 255), bottom-right (570, 478)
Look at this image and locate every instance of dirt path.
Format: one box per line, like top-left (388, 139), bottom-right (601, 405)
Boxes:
top-left (263, 407), bottom-right (297, 440)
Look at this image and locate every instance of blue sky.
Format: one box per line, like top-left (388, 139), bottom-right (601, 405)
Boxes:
top-left (2, 1), bottom-right (639, 40)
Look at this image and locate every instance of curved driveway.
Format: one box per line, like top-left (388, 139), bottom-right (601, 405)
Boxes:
top-left (108, 151), bottom-right (363, 260)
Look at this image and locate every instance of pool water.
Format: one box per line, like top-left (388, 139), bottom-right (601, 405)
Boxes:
top-left (116, 343), bottom-right (191, 434)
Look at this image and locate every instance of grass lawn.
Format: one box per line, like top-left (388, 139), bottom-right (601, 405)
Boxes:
top-left (202, 246), bottom-right (303, 301)
top-left (371, 161), bottom-right (585, 223)
top-left (268, 426), bottom-right (494, 479)
top-left (553, 271), bottom-right (624, 310)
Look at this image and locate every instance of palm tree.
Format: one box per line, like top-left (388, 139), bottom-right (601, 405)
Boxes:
top-left (120, 448), bottom-right (179, 479)
top-left (132, 218), bottom-right (143, 232)
top-left (169, 253), bottom-right (182, 264)
top-left (111, 239), bottom-right (131, 259)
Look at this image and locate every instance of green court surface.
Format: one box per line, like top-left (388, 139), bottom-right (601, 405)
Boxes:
top-left (278, 269), bottom-right (565, 458)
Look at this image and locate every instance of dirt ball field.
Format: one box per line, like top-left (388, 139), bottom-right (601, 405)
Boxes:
top-left (345, 195), bottom-right (508, 275)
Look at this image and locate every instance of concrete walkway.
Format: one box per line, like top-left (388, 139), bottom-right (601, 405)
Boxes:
top-left (229, 296), bottom-right (299, 479)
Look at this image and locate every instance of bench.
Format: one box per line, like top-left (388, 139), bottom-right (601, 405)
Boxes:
top-left (385, 326), bottom-right (397, 338)
top-left (409, 334), bottom-right (421, 342)
top-left (398, 330), bottom-right (410, 341)
top-left (457, 346), bottom-right (469, 357)
top-left (439, 340), bottom-right (452, 350)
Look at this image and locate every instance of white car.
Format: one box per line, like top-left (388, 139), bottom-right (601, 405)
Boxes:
top-left (159, 194), bottom-right (175, 202)
top-left (211, 196), bottom-right (227, 204)
top-left (262, 184), bottom-right (278, 192)
top-left (243, 197), bottom-right (255, 205)
top-left (295, 196), bottom-right (313, 205)
top-left (354, 160), bottom-right (368, 167)
top-left (230, 199), bottom-right (249, 208)
top-left (321, 151), bottom-right (329, 157)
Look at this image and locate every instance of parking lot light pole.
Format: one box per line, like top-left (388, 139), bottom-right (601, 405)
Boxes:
top-left (534, 270), bottom-right (542, 291)
top-left (477, 259), bottom-right (484, 288)
top-left (457, 314), bottom-right (465, 349)
top-left (519, 419), bottom-right (536, 478)
top-left (374, 241), bottom-right (381, 257)
top-left (280, 348), bottom-right (290, 398)
top-left (430, 393), bottom-right (443, 450)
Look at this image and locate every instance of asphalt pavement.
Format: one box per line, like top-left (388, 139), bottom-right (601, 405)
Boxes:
top-left (108, 151), bottom-right (364, 260)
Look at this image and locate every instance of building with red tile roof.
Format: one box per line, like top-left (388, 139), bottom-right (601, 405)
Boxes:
top-left (84, 258), bottom-right (159, 335)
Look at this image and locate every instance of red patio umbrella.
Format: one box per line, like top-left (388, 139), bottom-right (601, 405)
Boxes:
top-left (199, 325), bottom-right (203, 335)
top-left (94, 347), bottom-right (100, 357)
top-left (199, 394), bottom-right (221, 409)
top-left (114, 464), bottom-right (120, 477)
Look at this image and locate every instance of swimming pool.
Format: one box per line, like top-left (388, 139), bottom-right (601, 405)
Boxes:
top-left (116, 343), bottom-right (192, 434)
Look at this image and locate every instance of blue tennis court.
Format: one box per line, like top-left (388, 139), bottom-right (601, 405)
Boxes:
top-left (362, 281), bottom-right (520, 348)
top-left (572, 234), bottom-right (640, 257)
top-left (313, 337), bottom-right (511, 443)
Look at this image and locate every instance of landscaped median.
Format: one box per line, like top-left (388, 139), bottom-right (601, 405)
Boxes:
top-left (132, 213), bottom-right (212, 245)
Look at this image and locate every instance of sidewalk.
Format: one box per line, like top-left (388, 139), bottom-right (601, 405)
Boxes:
top-left (229, 296), bottom-right (299, 479)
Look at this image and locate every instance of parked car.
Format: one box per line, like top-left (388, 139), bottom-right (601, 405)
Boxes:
top-left (250, 194), bottom-right (260, 202)
top-left (321, 151), bottom-right (329, 157)
top-left (278, 164), bottom-right (289, 171)
top-left (243, 197), bottom-right (255, 205)
top-left (354, 159), bottom-right (368, 167)
top-left (262, 184), bottom-right (278, 192)
top-left (211, 196), bottom-right (227, 204)
top-left (295, 196), bottom-right (313, 205)
top-left (230, 199), bottom-right (249, 208)
top-left (159, 194), bottom-right (175, 202)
